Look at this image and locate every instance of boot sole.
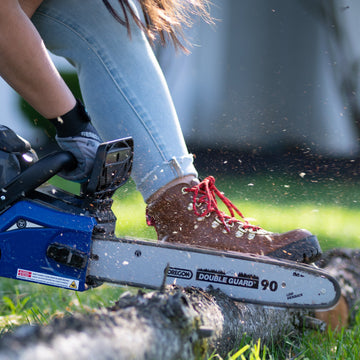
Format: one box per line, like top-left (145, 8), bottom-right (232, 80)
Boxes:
top-left (267, 235), bottom-right (322, 263)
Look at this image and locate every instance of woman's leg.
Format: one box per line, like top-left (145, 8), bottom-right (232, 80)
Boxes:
top-left (32, 0), bottom-right (197, 201)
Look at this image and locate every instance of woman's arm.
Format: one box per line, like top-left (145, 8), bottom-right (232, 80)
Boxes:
top-left (19, 0), bottom-right (44, 17)
top-left (0, 0), bottom-right (75, 118)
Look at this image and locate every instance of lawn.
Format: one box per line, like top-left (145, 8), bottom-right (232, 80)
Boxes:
top-left (0, 171), bottom-right (359, 359)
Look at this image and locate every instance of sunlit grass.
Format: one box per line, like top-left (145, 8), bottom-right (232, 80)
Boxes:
top-left (0, 279), bottom-right (127, 334)
top-left (298, 312), bottom-right (360, 360)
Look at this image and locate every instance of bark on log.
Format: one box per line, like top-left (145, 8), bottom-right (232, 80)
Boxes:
top-left (0, 249), bottom-right (358, 360)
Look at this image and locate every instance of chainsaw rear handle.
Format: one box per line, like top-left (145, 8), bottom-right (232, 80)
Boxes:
top-left (0, 151), bottom-right (76, 211)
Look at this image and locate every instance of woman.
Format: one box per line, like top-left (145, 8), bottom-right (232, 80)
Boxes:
top-left (0, 0), bottom-right (321, 262)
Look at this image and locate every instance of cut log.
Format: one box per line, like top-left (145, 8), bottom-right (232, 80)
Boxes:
top-left (0, 287), bottom-right (309, 360)
top-left (0, 248), bottom-right (358, 360)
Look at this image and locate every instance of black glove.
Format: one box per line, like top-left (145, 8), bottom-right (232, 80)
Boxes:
top-left (49, 100), bottom-right (102, 182)
top-left (0, 125), bottom-right (38, 188)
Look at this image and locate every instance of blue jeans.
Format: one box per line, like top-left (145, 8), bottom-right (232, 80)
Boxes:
top-left (32, 0), bottom-right (197, 201)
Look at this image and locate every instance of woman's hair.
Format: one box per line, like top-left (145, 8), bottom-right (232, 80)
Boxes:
top-left (102, 0), bottom-right (212, 51)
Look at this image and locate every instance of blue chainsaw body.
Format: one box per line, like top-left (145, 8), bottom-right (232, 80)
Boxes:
top-left (0, 200), bottom-right (95, 291)
top-left (0, 138), bottom-right (133, 291)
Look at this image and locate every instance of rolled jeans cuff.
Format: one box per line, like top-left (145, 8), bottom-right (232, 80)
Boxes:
top-left (138, 154), bottom-right (198, 202)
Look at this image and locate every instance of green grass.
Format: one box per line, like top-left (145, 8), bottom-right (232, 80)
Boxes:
top-left (0, 279), bottom-right (127, 335)
top-left (299, 315), bottom-right (360, 360)
top-left (0, 173), bottom-right (359, 358)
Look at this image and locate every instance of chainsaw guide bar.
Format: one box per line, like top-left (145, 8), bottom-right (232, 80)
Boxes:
top-left (89, 237), bottom-right (340, 309)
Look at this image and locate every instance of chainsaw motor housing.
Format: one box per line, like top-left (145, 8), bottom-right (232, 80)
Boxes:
top-left (0, 134), bottom-right (133, 291)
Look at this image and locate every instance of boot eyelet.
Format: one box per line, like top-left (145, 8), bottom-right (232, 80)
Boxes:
top-left (181, 187), bottom-right (189, 195)
top-left (247, 228), bottom-right (259, 240)
top-left (237, 225), bottom-right (247, 233)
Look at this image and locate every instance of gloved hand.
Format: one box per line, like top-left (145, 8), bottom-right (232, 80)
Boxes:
top-left (55, 122), bottom-right (101, 181)
top-left (49, 100), bottom-right (102, 182)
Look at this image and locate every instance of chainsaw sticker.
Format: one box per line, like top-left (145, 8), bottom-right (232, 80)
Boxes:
top-left (6, 219), bottom-right (44, 231)
top-left (196, 269), bottom-right (259, 289)
top-left (167, 267), bottom-right (193, 280)
top-left (16, 269), bottom-right (79, 290)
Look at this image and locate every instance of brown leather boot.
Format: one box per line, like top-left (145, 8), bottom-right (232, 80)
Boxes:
top-left (146, 176), bottom-right (322, 263)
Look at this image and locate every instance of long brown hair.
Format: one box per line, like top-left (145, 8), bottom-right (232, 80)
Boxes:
top-left (102, 0), bottom-right (212, 51)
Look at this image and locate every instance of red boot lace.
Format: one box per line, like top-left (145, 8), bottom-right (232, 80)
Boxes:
top-left (184, 176), bottom-right (261, 233)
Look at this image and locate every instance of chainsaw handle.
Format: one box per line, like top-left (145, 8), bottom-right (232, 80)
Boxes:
top-left (0, 151), bottom-right (76, 211)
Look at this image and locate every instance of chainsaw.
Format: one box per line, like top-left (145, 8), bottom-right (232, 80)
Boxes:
top-left (0, 137), bottom-right (340, 309)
